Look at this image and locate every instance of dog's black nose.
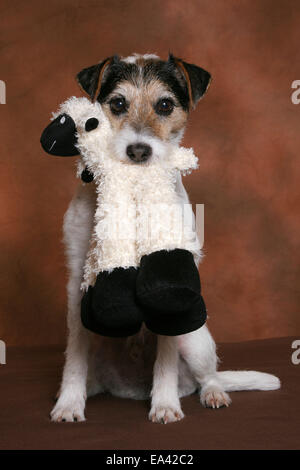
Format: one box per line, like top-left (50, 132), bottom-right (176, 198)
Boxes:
top-left (126, 143), bottom-right (152, 163)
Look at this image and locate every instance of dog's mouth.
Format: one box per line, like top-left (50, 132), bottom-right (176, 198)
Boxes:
top-left (126, 143), bottom-right (152, 163)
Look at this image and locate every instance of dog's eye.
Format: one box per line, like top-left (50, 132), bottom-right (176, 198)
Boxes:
top-left (155, 98), bottom-right (174, 116)
top-left (109, 97), bottom-right (127, 115)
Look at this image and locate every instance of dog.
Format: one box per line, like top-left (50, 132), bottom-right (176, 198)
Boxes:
top-left (50, 53), bottom-right (280, 424)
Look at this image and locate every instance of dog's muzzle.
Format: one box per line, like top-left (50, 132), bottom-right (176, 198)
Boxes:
top-left (126, 143), bottom-right (152, 163)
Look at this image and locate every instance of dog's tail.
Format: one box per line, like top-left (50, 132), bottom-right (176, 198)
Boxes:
top-left (217, 370), bottom-right (281, 392)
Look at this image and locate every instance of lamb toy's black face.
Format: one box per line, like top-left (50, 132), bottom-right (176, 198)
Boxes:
top-left (40, 113), bottom-right (80, 156)
top-left (40, 111), bottom-right (100, 157)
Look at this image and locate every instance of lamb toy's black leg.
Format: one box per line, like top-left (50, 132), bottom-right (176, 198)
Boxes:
top-left (143, 295), bottom-right (207, 336)
top-left (81, 267), bottom-right (143, 337)
top-left (136, 248), bottom-right (207, 335)
top-left (136, 249), bottom-right (201, 312)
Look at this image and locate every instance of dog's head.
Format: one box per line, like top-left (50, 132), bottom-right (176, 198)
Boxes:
top-left (76, 54), bottom-right (211, 164)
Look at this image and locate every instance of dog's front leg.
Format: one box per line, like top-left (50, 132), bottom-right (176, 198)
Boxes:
top-left (51, 275), bottom-right (90, 422)
top-left (51, 184), bottom-right (96, 422)
top-left (149, 335), bottom-right (184, 424)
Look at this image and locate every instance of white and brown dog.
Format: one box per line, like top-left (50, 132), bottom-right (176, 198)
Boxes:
top-left (50, 53), bottom-right (280, 424)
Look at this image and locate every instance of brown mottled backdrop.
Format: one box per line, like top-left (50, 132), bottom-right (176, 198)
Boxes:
top-left (0, 0), bottom-right (299, 346)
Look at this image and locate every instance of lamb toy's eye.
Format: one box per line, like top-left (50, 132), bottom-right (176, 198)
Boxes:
top-left (60, 116), bottom-right (66, 124)
top-left (85, 118), bottom-right (99, 132)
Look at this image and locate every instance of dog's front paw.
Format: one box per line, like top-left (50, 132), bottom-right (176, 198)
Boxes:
top-left (149, 404), bottom-right (184, 424)
top-left (50, 394), bottom-right (86, 422)
top-left (200, 387), bottom-right (231, 409)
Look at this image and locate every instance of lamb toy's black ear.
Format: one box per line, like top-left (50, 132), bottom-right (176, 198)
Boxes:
top-left (40, 113), bottom-right (79, 156)
top-left (168, 54), bottom-right (211, 109)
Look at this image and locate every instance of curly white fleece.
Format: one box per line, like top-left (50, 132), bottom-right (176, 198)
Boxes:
top-left (55, 97), bottom-right (201, 290)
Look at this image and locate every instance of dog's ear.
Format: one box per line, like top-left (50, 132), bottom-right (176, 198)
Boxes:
top-left (76, 56), bottom-right (117, 101)
top-left (169, 54), bottom-right (211, 109)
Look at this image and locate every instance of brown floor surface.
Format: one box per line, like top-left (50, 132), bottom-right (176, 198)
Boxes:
top-left (0, 337), bottom-right (299, 450)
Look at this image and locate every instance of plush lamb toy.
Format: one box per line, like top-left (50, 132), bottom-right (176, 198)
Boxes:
top-left (40, 96), bottom-right (207, 337)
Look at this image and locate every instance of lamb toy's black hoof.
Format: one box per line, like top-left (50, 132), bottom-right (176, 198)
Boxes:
top-left (144, 295), bottom-right (207, 336)
top-left (81, 267), bottom-right (143, 337)
top-left (136, 249), bottom-right (201, 313)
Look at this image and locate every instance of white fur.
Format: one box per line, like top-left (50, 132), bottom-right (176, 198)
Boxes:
top-left (217, 370), bottom-right (281, 391)
top-left (122, 53), bottom-right (160, 64)
top-left (51, 183), bottom-right (96, 422)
